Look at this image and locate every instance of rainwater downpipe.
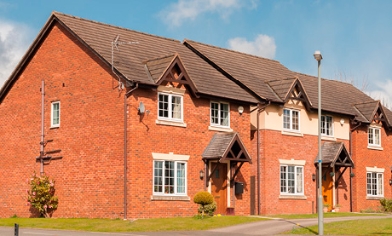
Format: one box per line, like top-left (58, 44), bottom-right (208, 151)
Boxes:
top-left (349, 119), bottom-right (361, 213)
top-left (123, 83), bottom-right (138, 220)
top-left (254, 102), bottom-right (270, 215)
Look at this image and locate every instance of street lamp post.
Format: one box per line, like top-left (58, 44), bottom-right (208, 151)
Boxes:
top-left (313, 50), bottom-right (323, 235)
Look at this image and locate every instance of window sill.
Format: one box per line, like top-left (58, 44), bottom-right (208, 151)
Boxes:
top-left (279, 195), bottom-right (307, 200)
top-left (281, 130), bottom-right (303, 137)
top-left (321, 135), bottom-right (336, 141)
top-left (366, 196), bottom-right (384, 200)
top-left (50, 126), bottom-right (60, 129)
top-left (208, 125), bottom-right (233, 132)
top-left (151, 195), bottom-right (190, 201)
top-left (156, 120), bottom-right (187, 128)
top-left (367, 145), bottom-right (383, 151)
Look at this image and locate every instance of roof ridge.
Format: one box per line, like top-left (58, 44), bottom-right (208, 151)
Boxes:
top-left (184, 39), bottom-right (285, 66)
top-left (53, 11), bottom-right (182, 44)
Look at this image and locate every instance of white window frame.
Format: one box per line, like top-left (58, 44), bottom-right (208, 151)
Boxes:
top-left (279, 160), bottom-right (305, 196)
top-left (210, 101), bottom-right (230, 128)
top-left (283, 108), bottom-right (300, 132)
top-left (51, 101), bottom-right (60, 128)
top-left (368, 126), bottom-right (381, 147)
top-left (157, 92), bottom-right (183, 122)
top-left (153, 160), bottom-right (187, 196)
top-left (366, 167), bottom-right (384, 197)
top-left (321, 115), bottom-right (333, 136)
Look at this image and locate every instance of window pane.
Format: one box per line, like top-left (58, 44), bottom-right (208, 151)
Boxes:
top-left (280, 166), bottom-right (287, 193)
top-left (165, 161), bottom-right (174, 194)
top-left (375, 129), bottom-right (380, 145)
top-left (176, 163), bottom-right (186, 194)
top-left (171, 96), bottom-right (182, 119)
top-left (283, 109), bottom-right (290, 129)
top-left (296, 167), bottom-right (303, 193)
top-left (211, 103), bottom-right (219, 124)
top-left (220, 103), bottom-right (229, 126)
top-left (158, 94), bottom-right (169, 118)
top-left (154, 161), bottom-right (163, 193)
top-left (52, 102), bottom-right (60, 125)
top-left (292, 111), bottom-right (299, 130)
top-left (287, 166), bottom-right (295, 193)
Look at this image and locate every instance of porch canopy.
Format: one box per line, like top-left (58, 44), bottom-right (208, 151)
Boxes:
top-left (202, 132), bottom-right (251, 186)
top-left (314, 142), bottom-right (354, 187)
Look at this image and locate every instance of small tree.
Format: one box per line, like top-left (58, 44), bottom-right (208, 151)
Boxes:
top-left (193, 191), bottom-right (213, 218)
top-left (27, 172), bottom-right (58, 218)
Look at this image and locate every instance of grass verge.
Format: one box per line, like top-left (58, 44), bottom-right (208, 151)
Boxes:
top-left (284, 218), bottom-right (392, 235)
top-left (0, 216), bottom-right (267, 232)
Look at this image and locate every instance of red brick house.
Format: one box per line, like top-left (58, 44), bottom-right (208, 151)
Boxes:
top-left (0, 12), bottom-right (391, 218)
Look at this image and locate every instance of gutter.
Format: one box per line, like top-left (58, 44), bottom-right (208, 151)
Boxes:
top-left (349, 118), bottom-right (361, 213)
top-left (123, 83), bottom-right (138, 220)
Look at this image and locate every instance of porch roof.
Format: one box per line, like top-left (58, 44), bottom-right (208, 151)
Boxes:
top-left (202, 132), bottom-right (251, 163)
top-left (315, 142), bottom-right (354, 168)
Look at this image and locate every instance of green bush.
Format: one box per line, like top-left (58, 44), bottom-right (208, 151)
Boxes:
top-left (27, 172), bottom-right (58, 218)
top-left (194, 191), bottom-right (214, 218)
top-left (380, 198), bottom-right (392, 212)
top-left (198, 201), bottom-right (216, 216)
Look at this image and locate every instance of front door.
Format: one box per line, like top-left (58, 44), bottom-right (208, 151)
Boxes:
top-left (322, 168), bottom-right (333, 211)
top-left (211, 163), bottom-right (227, 215)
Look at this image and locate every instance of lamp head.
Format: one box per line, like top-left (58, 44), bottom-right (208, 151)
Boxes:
top-left (313, 50), bottom-right (323, 61)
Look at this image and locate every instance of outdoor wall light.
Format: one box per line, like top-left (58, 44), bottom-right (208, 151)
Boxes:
top-left (389, 179), bottom-right (392, 186)
top-left (238, 106), bottom-right (244, 115)
top-left (330, 172), bottom-right (335, 177)
top-left (312, 174), bottom-right (316, 181)
top-left (199, 170), bottom-right (204, 180)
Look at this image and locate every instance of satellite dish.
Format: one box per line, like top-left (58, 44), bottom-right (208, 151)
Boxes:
top-left (138, 102), bottom-right (145, 114)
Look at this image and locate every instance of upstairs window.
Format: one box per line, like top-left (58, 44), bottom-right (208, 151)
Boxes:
top-left (210, 101), bottom-right (230, 127)
top-left (283, 108), bottom-right (299, 132)
top-left (158, 93), bottom-right (183, 122)
top-left (368, 126), bottom-right (381, 147)
top-left (51, 101), bottom-right (60, 128)
top-left (321, 115), bottom-right (333, 136)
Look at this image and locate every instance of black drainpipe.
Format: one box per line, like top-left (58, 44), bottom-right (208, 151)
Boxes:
top-left (123, 83), bottom-right (138, 220)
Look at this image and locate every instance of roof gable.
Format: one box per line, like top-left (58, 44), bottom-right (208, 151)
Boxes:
top-left (355, 101), bottom-right (391, 128)
top-left (315, 142), bottom-right (354, 168)
top-left (145, 54), bottom-right (198, 96)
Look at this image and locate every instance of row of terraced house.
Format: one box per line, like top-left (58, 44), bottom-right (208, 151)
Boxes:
top-left (0, 12), bottom-right (391, 219)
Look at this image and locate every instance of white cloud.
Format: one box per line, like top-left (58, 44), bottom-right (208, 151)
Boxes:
top-left (0, 19), bottom-right (32, 88)
top-left (366, 79), bottom-right (392, 110)
top-left (160, 0), bottom-right (255, 27)
top-left (228, 34), bottom-right (276, 59)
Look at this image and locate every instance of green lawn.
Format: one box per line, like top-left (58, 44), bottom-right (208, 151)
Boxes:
top-left (284, 218), bottom-right (392, 235)
top-left (0, 216), bottom-right (268, 232)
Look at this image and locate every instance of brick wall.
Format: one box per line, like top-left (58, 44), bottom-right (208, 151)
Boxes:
top-left (0, 22), bottom-right (254, 219)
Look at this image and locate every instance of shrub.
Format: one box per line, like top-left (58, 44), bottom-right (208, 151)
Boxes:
top-left (198, 201), bottom-right (216, 216)
top-left (27, 172), bottom-right (58, 218)
top-left (194, 191), bottom-right (214, 218)
top-left (380, 198), bottom-right (392, 212)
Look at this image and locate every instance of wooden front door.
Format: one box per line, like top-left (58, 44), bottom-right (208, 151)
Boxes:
top-left (322, 168), bottom-right (333, 211)
top-left (211, 163), bottom-right (227, 215)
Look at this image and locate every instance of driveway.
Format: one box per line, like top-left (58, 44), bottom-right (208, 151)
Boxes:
top-left (1, 215), bottom-right (391, 236)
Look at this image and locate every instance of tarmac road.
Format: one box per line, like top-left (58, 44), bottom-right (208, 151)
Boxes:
top-left (1, 215), bottom-right (391, 236)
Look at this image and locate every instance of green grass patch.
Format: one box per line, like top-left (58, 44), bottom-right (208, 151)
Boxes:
top-left (284, 218), bottom-right (392, 235)
top-left (0, 216), bottom-right (267, 232)
top-left (266, 212), bottom-right (387, 219)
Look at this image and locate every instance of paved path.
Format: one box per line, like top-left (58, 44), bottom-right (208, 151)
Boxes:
top-left (1, 215), bottom-right (391, 236)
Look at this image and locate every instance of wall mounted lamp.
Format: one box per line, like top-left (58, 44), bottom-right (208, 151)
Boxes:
top-left (199, 170), bottom-right (204, 180)
top-left (312, 174), bottom-right (316, 181)
top-left (138, 102), bottom-right (145, 114)
top-left (330, 172), bottom-right (335, 177)
top-left (389, 179), bottom-right (392, 186)
top-left (238, 106), bottom-right (244, 115)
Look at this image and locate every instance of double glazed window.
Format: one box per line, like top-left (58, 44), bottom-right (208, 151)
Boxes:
top-left (321, 115), bottom-right (333, 136)
top-left (368, 127), bottom-right (381, 147)
top-left (153, 160), bottom-right (186, 195)
top-left (158, 93), bottom-right (183, 122)
top-left (51, 101), bottom-right (60, 127)
top-left (280, 165), bottom-right (303, 195)
top-left (283, 108), bottom-right (299, 132)
top-left (210, 102), bottom-right (229, 127)
top-left (367, 172), bottom-right (383, 197)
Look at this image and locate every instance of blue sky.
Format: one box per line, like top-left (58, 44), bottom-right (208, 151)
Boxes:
top-left (1, 0), bottom-right (391, 108)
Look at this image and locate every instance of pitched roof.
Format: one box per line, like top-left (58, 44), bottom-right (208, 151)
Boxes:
top-left (315, 142), bottom-right (354, 168)
top-left (0, 12), bottom-right (258, 104)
